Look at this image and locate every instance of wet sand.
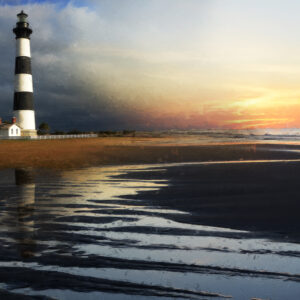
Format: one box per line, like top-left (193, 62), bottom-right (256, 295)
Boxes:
top-left (1, 137), bottom-right (300, 169)
top-left (0, 165), bottom-right (299, 299)
top-left (116, 160), bottom-right (300, 241)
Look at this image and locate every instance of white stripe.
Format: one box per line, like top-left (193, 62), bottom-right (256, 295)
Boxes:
top-left (14, 74), bottom-right (33, 92)
top-left (16, 38), bottom-right (31, 57)
top-left (13, 110), bottom-right (36, 130)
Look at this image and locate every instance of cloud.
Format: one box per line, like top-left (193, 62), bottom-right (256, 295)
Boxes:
top-left (0, 1), bottom-right (223, 131)
top-left (2, 0), bottom-right (300, 130)
top-left (0, 1), bottom-right (212, 130)
top-left (0, 3), bottom-right (152, 130)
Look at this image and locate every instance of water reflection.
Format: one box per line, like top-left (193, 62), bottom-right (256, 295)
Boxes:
top-left (0, 164), bottom-right (299, 300)
top-left (15, 168), bottom-right (36, 258)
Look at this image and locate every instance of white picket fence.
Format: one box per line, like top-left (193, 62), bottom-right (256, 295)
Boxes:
top-left (0, 134), bottom-right (98, 140)
top-left (32, 134), bottom-right (98, 140)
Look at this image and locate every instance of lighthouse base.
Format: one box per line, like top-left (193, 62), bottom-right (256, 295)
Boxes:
top-left (21, 129), bottom-right (37, 137)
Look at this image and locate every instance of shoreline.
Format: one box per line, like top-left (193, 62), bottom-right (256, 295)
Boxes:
top-left (1, 137), bottom-right (300, 170)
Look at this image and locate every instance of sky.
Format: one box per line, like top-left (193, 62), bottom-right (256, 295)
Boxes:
top-left (1, 0), bottom-right (300, 130)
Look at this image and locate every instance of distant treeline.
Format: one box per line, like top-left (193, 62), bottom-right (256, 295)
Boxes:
top-left (37, 122), bottom-right (136, 137)
top-left (96, 130), bottom-right (136, 137)
top-left (41, 129), bottom-right (136, 137)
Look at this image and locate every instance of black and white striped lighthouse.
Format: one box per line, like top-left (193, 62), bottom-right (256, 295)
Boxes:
top-left (13, 11), bottom-right (36, 136)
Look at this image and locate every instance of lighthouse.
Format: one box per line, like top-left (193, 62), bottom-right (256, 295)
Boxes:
top-left (13, 11), bottom-right (37, 136)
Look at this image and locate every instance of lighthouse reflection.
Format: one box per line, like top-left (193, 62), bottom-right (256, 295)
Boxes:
top-left (15, 168), bottom-right (36, 258)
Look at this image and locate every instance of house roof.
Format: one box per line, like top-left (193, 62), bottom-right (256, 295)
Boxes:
top-left (0, 123), bottom-right (20, 130)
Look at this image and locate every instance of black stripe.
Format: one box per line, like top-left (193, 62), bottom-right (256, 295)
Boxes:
top-left (13, 24), bottom-right (32, 39)
top-left (14, 92), bottom-right (34, 110)
top-left (15, 57), bottom-right (32, 74)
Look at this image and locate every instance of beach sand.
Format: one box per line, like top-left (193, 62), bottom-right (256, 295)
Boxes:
top-left (1, 136), bottom-right (300, 169)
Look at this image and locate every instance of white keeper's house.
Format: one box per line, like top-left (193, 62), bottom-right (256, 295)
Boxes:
top-left (0, 117), bottom-right (21, 137)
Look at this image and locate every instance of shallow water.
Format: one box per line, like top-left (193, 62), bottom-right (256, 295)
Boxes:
top-left (0, 164), bottom-right (299, 299)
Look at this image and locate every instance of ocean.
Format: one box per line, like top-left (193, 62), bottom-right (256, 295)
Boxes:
top-left (155, 128), bottom-right (300, 143)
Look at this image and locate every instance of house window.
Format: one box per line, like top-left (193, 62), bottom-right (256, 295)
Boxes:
top-left (11, 128), bottom-right (13, 135)
top-left (16, 128), bottom-right (18, 135)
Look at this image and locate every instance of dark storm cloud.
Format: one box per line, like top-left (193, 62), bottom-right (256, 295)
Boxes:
top-left (0, 1), bottom-right (215, 131)
top-left (0, 8), bottom-right (15, 122)
top-left (0, 3), bottom-right (144, 131)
